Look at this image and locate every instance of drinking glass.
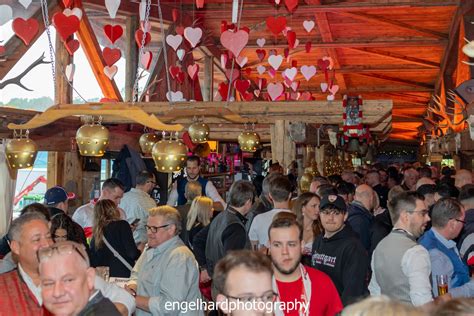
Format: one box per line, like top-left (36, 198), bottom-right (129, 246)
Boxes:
top-left (96, 266), bottom-right (110, 282)
top-left (436, 274), bottom-right (449, 296)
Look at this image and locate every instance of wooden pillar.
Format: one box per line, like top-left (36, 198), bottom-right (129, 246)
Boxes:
top-left (270, 120), bottom-right (296, 173)
top-left (203, 55), bottom-right (214, 101)
top-left (125, 15), bottom-right (139, 102)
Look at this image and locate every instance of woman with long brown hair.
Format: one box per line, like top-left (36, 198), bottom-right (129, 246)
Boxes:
top-left (292, 192), bottom-right (323, 262)
top-left (90, 199), bottom-right (140, 278)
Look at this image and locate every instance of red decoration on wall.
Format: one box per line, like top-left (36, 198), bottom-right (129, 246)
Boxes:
top-left (52, 12), bottom-right (80, 41)
top-left (12, 18), bottom-right (39, 46)
top-left (103, 24), bottom-right (123, 44)
top-left (266, 16), bottom-right (287, 35)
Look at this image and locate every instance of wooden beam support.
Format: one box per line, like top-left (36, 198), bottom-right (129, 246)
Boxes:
top-left (203, 55), bottom-right (214, 101)
top-left (354, 73), bottom-right (434, 89)
top-left (244, 39), bottom-right (445, 49)
top-left (271, 120), bottom-right (295, 171)
top-left (73, 0), bottom-right (122, 101)
top-left (347, 47), bottom-right (440, 68)
top-left (125, 15), bottom-right (139, 102)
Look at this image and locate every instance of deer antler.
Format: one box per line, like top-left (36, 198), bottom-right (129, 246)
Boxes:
top-left (0, 53), bottom-right (51, 91)
top-left (428, 91), bottom-right (468, 130)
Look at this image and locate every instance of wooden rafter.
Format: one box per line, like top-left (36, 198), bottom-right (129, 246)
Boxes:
top-left (244, 39), bottom-right (445, 49)
top-left (334, 12), bottom-right (447, 39)
top-left (354, 73), bottom-right (434, 89)
top-left (346, 48), bottom-right (440, 68)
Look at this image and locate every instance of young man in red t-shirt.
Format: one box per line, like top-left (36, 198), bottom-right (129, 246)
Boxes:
top-left (268, 212), bottom-right (343, 316)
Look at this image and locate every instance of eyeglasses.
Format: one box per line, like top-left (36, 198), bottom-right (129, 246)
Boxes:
top-left (453, 218), bottom-right (466, 225)
top-left (145, 224), bottom-right (170, 233)
top-left (225, 291), bottom-right (277, 304)
top-left (407, 209), bottom-right (430, 217)
top-left (37, 241), bottom-right (88, 264)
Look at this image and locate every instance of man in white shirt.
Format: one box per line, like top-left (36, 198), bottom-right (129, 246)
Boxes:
top-left (119, 171), bottom-right (157, 248)
top-left (369, 191), bottom-right (433, 306)
top-left (72, 178), bottom-right (126, 238)
top-left (249, 175), bottom-right (292, 248)
top-left (167, 155), bottom-right (225, 208)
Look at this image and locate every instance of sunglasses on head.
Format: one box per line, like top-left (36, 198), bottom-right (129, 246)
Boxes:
top-left (37, 241), bottom-right (89, 265)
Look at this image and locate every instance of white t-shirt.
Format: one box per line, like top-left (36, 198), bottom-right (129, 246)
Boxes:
top-left (249, 209), bottom-right (292, 247)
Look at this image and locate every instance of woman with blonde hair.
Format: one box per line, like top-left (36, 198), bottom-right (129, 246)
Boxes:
top-left (292, 192), bottom-right (323, 262)
top-left (186, 196), bottom-right (213, 248)
top-left (90, 199), bottom-right (140, 278)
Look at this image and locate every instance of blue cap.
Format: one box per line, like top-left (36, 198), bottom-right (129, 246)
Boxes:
top-left (44, 186), bottom-right (75, 205)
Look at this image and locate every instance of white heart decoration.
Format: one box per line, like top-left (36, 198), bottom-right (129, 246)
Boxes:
top-left (0, 5), bottom-right (13, 26)
top-left (177, 49), bottom-right (185, 61)
top-left (139, 0), bottom-right (146, 21)
top-left (327, 94), bottom-right (335, 101)
top-left (267, 82), bottom-right (284, 101)
top-left (254, 89), bottom-right (261, 98)
top-left (104, 65), bottom-right (118, 80)
top-left (65, 63), bottom-right (75, 82)
top-left (268, 55), bottom-right (283, 71)
top-left (320, 82), bottom-right (328, 93)
top-left (300, 65), bottom-right (316, 81)
top-left (275, 0), bottom-right (281, 4)
top-left (19, 0), bottom-right (32, 9)
top-left (221, 54), bottom-right (228, 68)
top-left (105, 0), bottom-right (120, 19)
top-left (257, 65), bottom-right (266, 75)
top-left (184, 27), bottom-right (202, 48)
top-left (236, 56), bottom-right (248, 68)
top-left (303, 20), bottom-right (315, 33)
top-left (166, 34), bottom-right (183, 52)
top-left (283, 67), bottom-right (297, 82)
top-left (329, 84), bottom-right (339, 95)
top-left (140, 51), bottom-right (153, 69)
top-left (63, 8), bottom-right (83, 20)
top-left (290, 81), bottom-right (299, 92)
top-left (256, 38), bottom-right (266, 48)
top-left (166, 91), bottom-right (185, 102)
top-left (141, 21), bottom-right (151, 32)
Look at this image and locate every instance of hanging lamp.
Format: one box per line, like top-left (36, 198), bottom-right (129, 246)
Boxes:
top-left (76, 117), bottom-right (109, 157)
top-left (152, 132), bottom-right (188, 173)
top-left (188, 117), bottom-right (210, 143)
top-left (5, 130), bottom-right (38, 169)
top-left (238, 123), bottom-right (260, 152)
top-left (139, 132), bottom-right (160, 154)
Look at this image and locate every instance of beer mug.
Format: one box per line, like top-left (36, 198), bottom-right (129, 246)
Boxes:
top-left (436, 274), bottom-right (449, 296)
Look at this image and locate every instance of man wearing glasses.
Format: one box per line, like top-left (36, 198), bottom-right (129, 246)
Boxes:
top-left (119, 171), bottom-right (157, 249)
top-left (419, 198), bottom-right (474, 297)
top-left (311, 194), bottom-right (369, 306)
top-left (38, 241), bottom-right (121, 315)
top-left (124, 206), bottom-right (202, 315)
top-left (369, 192), bottom-right (434, 306)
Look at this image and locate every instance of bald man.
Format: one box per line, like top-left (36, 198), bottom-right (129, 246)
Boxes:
top-left (366, 171), bottom-right (389, 208)
top-left (347, 184), bottom-right (376, 251)
top-left (455, 169), bottom-right (473, 189)
top-left (416, 177), bottom-right (436, 190)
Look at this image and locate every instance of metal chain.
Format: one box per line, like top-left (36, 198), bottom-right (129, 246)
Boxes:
top-left (132, 0), bottom-right (152, 102)
top-left (157, 0), bottom-right (173, 105)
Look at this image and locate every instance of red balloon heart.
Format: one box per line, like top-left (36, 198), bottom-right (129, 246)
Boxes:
top-left (234, 79), bottom-right (250, 94)
top-left (103, 24), bottom-right (123, 44)
top-left (218, 82), bottom-right (230, 101)
top-left (256, 49), bottom-right (266, 62)
top-left (266, 16), bottom-right (287, 36)
top-left (52, 12), bottom-right (80, 42)
top-left (135, 29), bottom-right (151, 48)
top-left (12, 18), bottom-right (39, 46)
top-left (65, 39), bottom-right (80, 56)
top-left (286, 30), bottom-right (296, 49)
top-left (103, 47), bottom-right (121, 66)
top-left (169, 66), bottom-right (181, 79)
top-left (285, 0), bottom-right (298, 13)
top-left (305, 41), bottom-right (312, 53)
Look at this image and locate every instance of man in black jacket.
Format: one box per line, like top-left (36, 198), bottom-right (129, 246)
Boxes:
top-left (311, 194), bottom-right (369, 306)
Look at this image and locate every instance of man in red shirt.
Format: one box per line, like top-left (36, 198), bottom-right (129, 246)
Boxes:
top-left (268, 212), bottom-right (343, 316)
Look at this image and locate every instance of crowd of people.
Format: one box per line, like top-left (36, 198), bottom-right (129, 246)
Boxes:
top-left (0, 155), bottom-right (474, 315)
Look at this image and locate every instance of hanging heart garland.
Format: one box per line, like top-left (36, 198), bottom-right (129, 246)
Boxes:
top-left (12, 18), bottom-right (39, 46)
top-left (166, 34), bottom-right (183, 51)
top-left (105, 0), bottom-right (120, 19)
top-left (184, 27), bottom-right (203, 48)
top-left (104, 24), bottom-right (123, 44)
top-left (65, 39), bottom-right (80, 55)
top-left (256, 38), bottom-right (266, 48)
top-left (268, 55), bottom-right (283, 71)
top-left (104, 65), bottom-right (118, 80)
top-left (103, 47), bottom-right (121, 67)
top-left (267, 82), bottom-right (284, 101)
top-left (52, 12), bottom-right (80, 42)
top-left (135, 29), bottom-right (151, 47)
top-left (187, 64), bottom-right (199, 80)
top-left (220, 29), bottom-right (249, 58)
top-left (303, 20), bottom-right (315, 33)
top-left (300, 65), bottom-right (316, 81)
top-left (266, 16), bottom-right (287, 36)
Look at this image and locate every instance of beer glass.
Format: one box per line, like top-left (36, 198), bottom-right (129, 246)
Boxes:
top-left (436, 274), bottom-right (449, 296)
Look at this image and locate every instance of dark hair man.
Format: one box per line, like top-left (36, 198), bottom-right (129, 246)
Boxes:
top-left (311, 195), bottom-right (369, 306)
top-left (167, 155), bottom-right (225, 208)
top-left (269, 212), bottom-right (343, 315)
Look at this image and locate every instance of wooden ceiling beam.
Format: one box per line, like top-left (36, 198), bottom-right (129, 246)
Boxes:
top-left (244, 39), bottom-right (445, 49)
top-left (334, 11), bottom-right (447, 39)
top-left (354, 73), bottom-right (434, 89)
top-left (346, 47), bottom-right (440, 68)
top-left (0, 0), bottom-right (59, 81)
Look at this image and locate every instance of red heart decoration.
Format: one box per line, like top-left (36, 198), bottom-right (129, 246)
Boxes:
top-left (65, 39), bottom-right (80, 55)
top-left (220, 30), bottom-right (249, 57)
top-left (234, 79), bottom-right (250, 94)
top-left (12, 18), bottom-right (39, 46)
top-left (227, 23), bottom-right (236, 31)
top-left (176, 71), bottom-right (185, 84)
top-left (245, 68), bottom-right (252, 76)
top-left (63, 0), bottom-right (73, 8)
top-left (187, 64), bottom-right (199, 80)
top-left (169, 66), bottom-right (181, 79)
top-left (196, 0), bottom-right (204, 9)
top-left (291, 60), bottom-right (298, 68)
top-left (218, 82), bottom-right (230, 101)
top-left (103, 47), bottom-right (121, 66)
top-left (286, 30), bottom-right (296, 49)
top-left (52, 12), bottom-right (80, 42)
top-left (135, 29), bottom-right (151, 48)
top-left (176, 26), bottom-right (185, 35)
top-left (285, 0), bottom-right (298, 13)
top-left (172, 9), bottom-right (179, 22)
top-left (103, 24), bottom-right (123, 44)
top-left (243, 91), bottom-right (253, 101)
top-left (220, 21), bottom-right (228, 34)
top-left (266, 16), bottom-right (287, 36)
top-left (305, 41), bottom-right (312, 53)
top-left (256, 49), bottom-right (266, 62)
top-left (317, 59), bottom-right (330, 70)
top-left (300, 91), bottom-right (313, 101)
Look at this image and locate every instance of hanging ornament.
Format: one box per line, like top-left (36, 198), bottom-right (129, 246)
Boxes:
top-left (188, 118), bottom-right (210, 143)
top-left (238, 124), bottom-right (260, 152)
top-left (299, 172), bottom-right (313, 192)
top-left (76, 117), bottom-right (109, 157)
top-left (152, 132), bottom-right (187, 173)
top-left (139, 132), bottom-right (159, 154)
top-left (5, 131), bottom-right (38, 169)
